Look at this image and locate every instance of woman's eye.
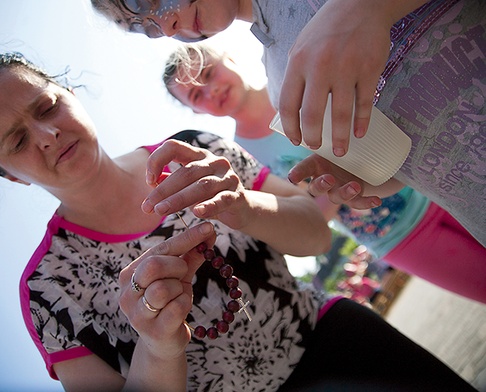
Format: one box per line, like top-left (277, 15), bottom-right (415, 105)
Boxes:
top-left (38, 96), bottom-right (58, 118)
top-left (193, 91), bottom-right (201, 103)
top-left (11, 133), bottom-right (27, 153)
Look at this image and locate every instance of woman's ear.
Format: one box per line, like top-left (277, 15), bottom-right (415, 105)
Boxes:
top-left (3, 174), bottom-right (31, 186)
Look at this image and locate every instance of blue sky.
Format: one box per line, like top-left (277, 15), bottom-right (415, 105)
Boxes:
top-left (0, 1), bottom-right (267, 390)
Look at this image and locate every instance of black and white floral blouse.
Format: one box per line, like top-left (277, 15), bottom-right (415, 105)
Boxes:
top-left (20, 130), bottom-right (332, 391)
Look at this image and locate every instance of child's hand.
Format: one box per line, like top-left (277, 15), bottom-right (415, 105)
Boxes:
top-left (119, 222), bottom-right (216, 359)
top-left (278, 0), bottom-right (393, 157)
top-left (288, 154), bottom-right (382, 209)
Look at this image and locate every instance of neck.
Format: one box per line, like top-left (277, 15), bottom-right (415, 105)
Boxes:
top-left (234, 88), bottom-right (276, 139)
top-left (54, 149), bottom-right (160, 234)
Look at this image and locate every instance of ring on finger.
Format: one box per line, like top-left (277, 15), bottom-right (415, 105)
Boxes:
top-left (131, 270), bottom-right (144, 292)
top-left (142, 295), bottom-right (161, 313)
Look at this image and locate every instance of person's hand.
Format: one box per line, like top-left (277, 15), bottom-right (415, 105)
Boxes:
top-left (278, 0), bottom-right (392, 157)
top-left (288, 154), bottom-right (382, 209)
top-left (119, 222), bottom-right (216, 360)
top-left (142, 139), bottom-right (251, 230)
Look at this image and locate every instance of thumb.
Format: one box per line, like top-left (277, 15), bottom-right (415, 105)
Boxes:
top-left (129, 222), bottom-right (215, 274)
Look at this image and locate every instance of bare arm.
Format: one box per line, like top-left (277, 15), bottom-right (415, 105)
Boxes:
top-left (142, 139), bottom-right (331, 256)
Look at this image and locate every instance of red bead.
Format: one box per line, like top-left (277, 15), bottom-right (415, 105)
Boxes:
top-left (230, 288), bottom-right (242, 299)
top-left (219, 264), bottom-right (233, 278)
top-left (227, 300), bottom-right (240, 313)
top-left (222, 310), bottom-right (235, 324)
top-left (196, 243), bottom-right (208, 253)
top-left (226, 276), bottom-right (239, 288)
top-left (211, 256), bottom-right (225, 269)
top-left (194, 325), bottom-right (206, 339)
top-left (216, 320), bottom-right (229, 334)
top-left (206, 327), bottom-right (219, 340)
top-left (203, 249), bottom-right (215, 261)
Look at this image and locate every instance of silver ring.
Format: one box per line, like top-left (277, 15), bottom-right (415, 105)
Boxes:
top-left (142, 295), bottom-right (160, 313)
top-left (131, 271), bottom-right (143, 292)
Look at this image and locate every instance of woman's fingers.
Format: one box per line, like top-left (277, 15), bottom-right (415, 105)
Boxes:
top-left (142, 140), bottom-right (240, 216)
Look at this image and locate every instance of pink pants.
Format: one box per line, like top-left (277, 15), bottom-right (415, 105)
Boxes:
top-left (385, 202), bottom-right (486, 304)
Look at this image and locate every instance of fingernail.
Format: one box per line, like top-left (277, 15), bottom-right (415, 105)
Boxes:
top-left (308, 144), bottom-right (320, 150)
top-left (141, 198), bottom-right (154, 213)
top-left (289, 139), bottom-right (300, 146)
top-left (333, 148), bottom-right (345, 157)
top-left (319, 177), bottom-right (332, 188)
top-left (355, 127), bottom-right (366, 138)
top-left (287, 175), bottom-right (296, 185)
top-left (193, 204), bottom-right (207, 217)
top-left (345, 185), bottom-right (358, 197)
top-left (154, 201), bottom-right (170, 215)
top-left (146, 170), bottom-right (155, 185)
top-left (199, 222), bottom-right (213, 235)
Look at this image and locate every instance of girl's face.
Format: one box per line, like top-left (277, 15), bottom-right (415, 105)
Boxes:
top-left (169, 55), bottom-right (246, 117)
top-left (120, 0), bottom-right (242, 41)
top-left (0, 67), bottom-right (100, 191)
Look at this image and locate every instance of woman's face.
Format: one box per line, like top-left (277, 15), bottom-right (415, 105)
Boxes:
top-left (169, 55), bottom-right (247, 117)
top-left (0, 67), bottom-right (99, 190)
top-left (120, 0), bottom-right (241, 41)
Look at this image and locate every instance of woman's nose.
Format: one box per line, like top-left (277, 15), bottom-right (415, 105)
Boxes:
top-left (34, 124), bottom-right (60, 150)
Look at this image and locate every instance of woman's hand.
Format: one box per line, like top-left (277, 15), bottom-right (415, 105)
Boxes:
top-left (118, 222), bottom-right (215, 391)
top-left (141, 139), bottom-right (251, 230)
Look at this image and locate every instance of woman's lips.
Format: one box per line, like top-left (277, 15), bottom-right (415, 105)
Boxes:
top-left (56, 141), bottom-right (78, 165)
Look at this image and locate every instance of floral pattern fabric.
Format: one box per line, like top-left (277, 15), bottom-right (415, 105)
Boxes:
top-left (21, 130), bottom-right (330, 391)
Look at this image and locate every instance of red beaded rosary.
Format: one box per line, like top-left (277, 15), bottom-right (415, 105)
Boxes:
top-left (177, 213), bottom-right (252, 340)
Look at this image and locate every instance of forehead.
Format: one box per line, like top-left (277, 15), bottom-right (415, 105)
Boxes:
top-left (0, 68), bottom-right (49, 123)
top-left (0, 66), bottom-right (47, 90)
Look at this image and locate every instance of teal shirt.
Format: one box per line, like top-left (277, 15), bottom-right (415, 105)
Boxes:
top-left (333, 187), bottom-right (431, 259)
top-left (235, 131), bottom-right (312, 179)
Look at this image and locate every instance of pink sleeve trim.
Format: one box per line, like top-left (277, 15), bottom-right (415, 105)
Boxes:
top-left (317, 296), bottom-right (346, 321)
top-left (20, 215), bottom-right (60, 378)
top-left (46, 347), bottom-right (93, 380)
top-left (141, 141), bottom-right (165, 154)
top-left (252, 167), bottom-right (271, 191)
top-left (19, 215), bottom-right (94, 380)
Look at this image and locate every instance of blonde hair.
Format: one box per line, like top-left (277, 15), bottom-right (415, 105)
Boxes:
top-left (163, 43), bottom-right (225, 99)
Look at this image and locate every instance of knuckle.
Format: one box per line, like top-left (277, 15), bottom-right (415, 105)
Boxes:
top-left (197, 177), bottom-right (216, 193)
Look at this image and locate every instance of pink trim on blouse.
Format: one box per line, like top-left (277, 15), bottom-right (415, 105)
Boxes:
top-left (252, 167), bottom-right (271, 191)
top-left (317, 296), bottom-right (346, 321)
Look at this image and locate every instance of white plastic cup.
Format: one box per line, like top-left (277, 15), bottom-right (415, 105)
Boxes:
top-left (269, 97), bottom-right (411, 186)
